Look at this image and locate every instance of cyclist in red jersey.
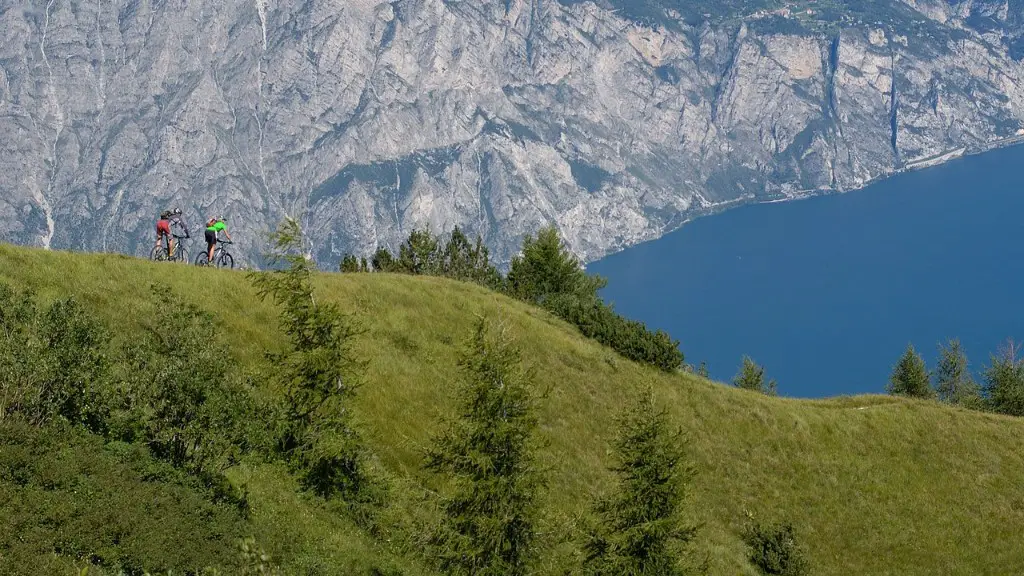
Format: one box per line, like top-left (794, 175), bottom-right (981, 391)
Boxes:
top-left (155, 210), bottom-right (174, 258)
top-left (154, 208), bottom-right (189, 259)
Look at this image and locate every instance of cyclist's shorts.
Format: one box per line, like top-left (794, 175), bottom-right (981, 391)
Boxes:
top-left (156, 220), bottom-right (171, 237)
top-left (205, 229), bottom-right (217, 247)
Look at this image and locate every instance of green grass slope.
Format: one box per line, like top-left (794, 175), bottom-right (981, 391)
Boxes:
top-left (1, 244), bottom-right (1023, 575)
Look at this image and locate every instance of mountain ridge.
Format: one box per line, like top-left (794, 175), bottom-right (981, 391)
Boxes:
top-left (3, 0), bottom-right (1024, 267)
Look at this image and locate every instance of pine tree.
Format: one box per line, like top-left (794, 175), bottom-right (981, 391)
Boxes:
top-left (733, 356), bottom-right (777, 396)
top-left (888, 344), bottom-right (933, 398)
top-left (507, 225), bottom-right (606, 304)
top-left (397, 228), bottom-right (441, 275)
top-left (371, 247), bottom-right (397, 272)
top-left (425, 319), bottom-right (542, 576)
top-left (248, 217), bottom-right (369, 499)
top-left (439, 226), bottom-right (503, 288)
top-left (339, 254), bottom-right (361, 272)
top-left (583, 386), bottom-right (699, 576)
top-left (441, 226), bottom-right (474, 279)
top-left (933, 339), bottom-right (981, 406)
top-left (983, 339), bottom-right (1024, 416)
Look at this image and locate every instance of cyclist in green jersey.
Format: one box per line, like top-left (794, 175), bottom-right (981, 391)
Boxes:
top-left (204, 217), bottom-right (232, 263)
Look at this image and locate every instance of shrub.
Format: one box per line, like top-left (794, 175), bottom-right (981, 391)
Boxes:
top-left (440, 226), bottom-right (504, 289)
top-left (36, 297), bottom-right (110, 428)
top-left (0, 284), bottom-right (110, 428)
top-left (112, 288), bottom-right (251, 478)
top-left (545, 294), bottom-right (684, 372)
top-left (733, 356), bottom-right (777, 396)
top-left (742, 518), bottom-right (809, 576)
top-left (371, 247), bottom-right (399, 272)
top-left (397, 228), bottom-right (442, 275)
top-left (697, 361), bottom-right (709, 378)
top-left (340, 254), bottom-right (368, 272)
top-left (0, 421), bottom-right (247, 573)
top-left (368, 227), bottom-right (503, 288)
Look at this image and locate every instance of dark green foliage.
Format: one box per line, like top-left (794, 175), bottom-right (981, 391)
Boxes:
top-left (505, 227), bottom-right (682, 372)
top-left (742, 518), bottom-right (809, 576)
top-left (361, 226), bottom-right (684, 372)
top-left (983, 340), bottom-right (1024, 416)
top-left (507, 226), bottom-right (606, 304)
top-left (36, 298), bottom-right (110, 429)
top-left (733, 356), bottom-right (777, 396)
top-left (0, 421), bottom-right (247, 574)
top-left (113, 288), bottom-right (250, 477)
top-left (440, 226), bottom-right (504, 289)
top-left (249, 217), bottom-right (371, 500)
top-left (398, 228), bottom-right (442, 275)
top-left (544, 294), bottom-right (684, 372)
top-left (933, 340), bottom-right (981, 407)
top-left (371, 247), bottom-right (399, 272)
top-left (370, 227), bottom-right (504, 288)
top-left (583, 386), bottom-right (698, 576)
top-left (888, 344), bottom-right (933, 398)
top-left (0, 284), bottom-right (109, 428)
top-left (0, 280), bottom-right (256, 501)
top-left (340, 254), bottom-right (368, 273)
top-left (0, 285), bottom-right (44, 421)
top-left (425, 319), bottom-right (543, 576)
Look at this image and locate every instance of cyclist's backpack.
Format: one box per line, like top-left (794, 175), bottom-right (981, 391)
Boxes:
top-left (170, 217), bottom-right (188, 238)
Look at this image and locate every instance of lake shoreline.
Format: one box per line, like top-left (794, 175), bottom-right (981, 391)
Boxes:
top-left (585, 135), bottom-right (1024, 269)
top-left (589, 141), bottom-right (1024, 398)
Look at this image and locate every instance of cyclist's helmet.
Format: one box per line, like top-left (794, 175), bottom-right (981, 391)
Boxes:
top-left (159, 209), bottom-right (171, 219)
top-left (173, 208), bottom-right (182, 215)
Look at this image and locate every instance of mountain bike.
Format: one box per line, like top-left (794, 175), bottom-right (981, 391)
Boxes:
top-left (194, 239), bottom-right (235, 269)
top-left (150, 234), bottom-right (190, 263)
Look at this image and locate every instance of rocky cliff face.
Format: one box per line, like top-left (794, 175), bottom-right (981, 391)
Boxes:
top-left (2, 0), bottom-right (1024, 267)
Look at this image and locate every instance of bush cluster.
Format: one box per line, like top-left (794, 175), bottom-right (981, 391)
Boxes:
top-left (742, 517), bottom-right (809, 576)
top-left (0, 283), bottom-right (262, 573)
top-left (344, 225), bottom-right (684, 372)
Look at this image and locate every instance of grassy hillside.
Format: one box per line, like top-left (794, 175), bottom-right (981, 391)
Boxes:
top-left (1, 244), bottom-right (1023, 575)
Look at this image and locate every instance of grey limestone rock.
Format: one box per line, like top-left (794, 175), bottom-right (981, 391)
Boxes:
top-left (2, 0), bottom-right (1024, 268)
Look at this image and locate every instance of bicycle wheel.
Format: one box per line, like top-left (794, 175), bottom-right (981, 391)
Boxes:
top-left (217, 252), bottom-right (234, 269)
top-left (176, 246), bottom-right (189, 264)
top-left (150, 245), bottom-right (167, 261)
top-left (194, 252), bottom-right (210, 267)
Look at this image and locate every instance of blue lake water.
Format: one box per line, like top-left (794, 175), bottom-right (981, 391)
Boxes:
top-left (588, 145), bottom-right (1024, 398)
